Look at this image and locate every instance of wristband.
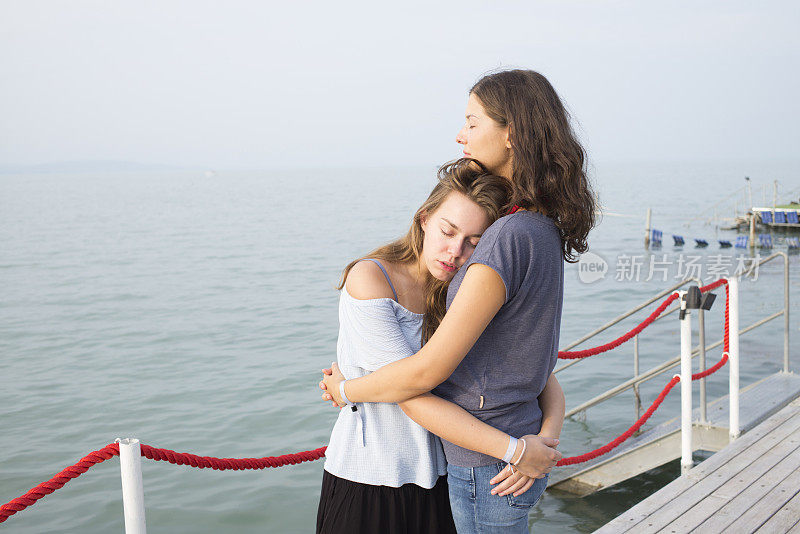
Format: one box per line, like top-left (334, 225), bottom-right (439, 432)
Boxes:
top-left (502, 436), bottom-right (519, 463)
top-left (511, 438), bottom-right (527, 466)
top-left (339, 380), bottom-right (354, 407)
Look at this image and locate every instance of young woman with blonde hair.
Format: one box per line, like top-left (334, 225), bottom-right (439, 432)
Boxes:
top-left (318, 159), bottom-right (528, 533)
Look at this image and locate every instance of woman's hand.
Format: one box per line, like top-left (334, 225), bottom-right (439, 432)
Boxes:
top-left (319, 362), bottom-right (346, 407)
top-left (513, 434), bottom-right (562, 479)
top-left (489, 464), bottom-right (536, 497)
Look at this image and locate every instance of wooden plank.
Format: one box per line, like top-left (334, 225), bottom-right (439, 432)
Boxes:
top-left (633, 410), bottom-right (800, 533)
top-left (751, 470), bottom-right (800, 533)
top-left (756, 491), bottom-right (800, 533)
top-left (685, 435), bottom-right (800, 533)
top-left (703, 372), bottom-right (800, 432)
top-left (787, 518), bottom-right (800, 534)
top-left (593, 403), bottom-right (800, 533)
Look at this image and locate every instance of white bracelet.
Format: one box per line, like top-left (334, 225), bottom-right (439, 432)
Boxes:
top-left (339, 380), bottom-right (354, 407)
top-left (502, 436), bottom-right (518, 463)
top-left (512, 438), bottom-right (527, 466)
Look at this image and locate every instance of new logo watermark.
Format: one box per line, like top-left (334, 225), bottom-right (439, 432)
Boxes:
top-left (578, 252), bottom-right (609, 283)
top-left (576, 252), bottom-right (761, 284)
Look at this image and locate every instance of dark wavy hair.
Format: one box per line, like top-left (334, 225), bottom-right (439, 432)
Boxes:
top-left (471, 69), bottom-right (597, 262)
top-left (338, 159), bottom-right (511, 343)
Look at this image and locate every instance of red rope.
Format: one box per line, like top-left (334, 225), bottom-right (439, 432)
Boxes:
top-left (139, 444), bottom-right (327, 470)
top-left (558, 375), bottom-right (681, 465)
top-left (0, 444), bottom-right (327, 524)
top-left (0, 443), bottom-right (120, 524)
top-left (558, 278), bottom-right (728, 360)
top-left (559, 293), bottom-right (679, 359)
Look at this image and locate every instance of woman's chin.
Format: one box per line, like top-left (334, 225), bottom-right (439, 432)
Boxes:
top-left (432, 270), bottom-right (455, 282)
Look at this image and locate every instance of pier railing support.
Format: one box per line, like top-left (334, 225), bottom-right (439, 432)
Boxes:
top-left (116, 438), bottom-right (147, 534)
top-left (698, 309), bottom-right (707, 424)
top-left (677, 291), bottom-right (693, 474)
top-left (784, 252), bottom-right (790, 374)
top-left (729, 277), bottom-right (740, 439)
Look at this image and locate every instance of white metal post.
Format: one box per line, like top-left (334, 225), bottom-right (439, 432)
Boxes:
top-left (117, 438), bottom-right (147, 534)
top-left (728, 277), bottom-right (740, 439)
top-left (678, 291), bottom-right (693, 474)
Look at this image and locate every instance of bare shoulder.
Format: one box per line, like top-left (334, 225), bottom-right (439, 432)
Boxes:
top-left (344, 260), bottom-right (396, 301)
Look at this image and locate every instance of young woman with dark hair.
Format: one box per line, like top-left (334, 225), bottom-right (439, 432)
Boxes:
top-left (321, 69), bottom-right (597, 533)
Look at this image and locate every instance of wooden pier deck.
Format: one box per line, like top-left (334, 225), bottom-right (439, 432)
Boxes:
top-left (594, 395), bottom-right (800, 533)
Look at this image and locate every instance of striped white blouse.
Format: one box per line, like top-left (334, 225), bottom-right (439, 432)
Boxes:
top-left (323, 289), bottom-right (448, 488)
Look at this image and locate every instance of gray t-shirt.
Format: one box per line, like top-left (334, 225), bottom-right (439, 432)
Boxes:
top-left (433, 211), bottom-right (564, 467)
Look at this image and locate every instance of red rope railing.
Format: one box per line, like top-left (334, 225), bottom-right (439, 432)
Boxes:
top-left (558, 375), bottom-right (681, 466)
top-left (557, 278), bottom-right (730, 465)
top-left (0, 445), bottom-right (327, 524)
top-left (139, 444), bottom-right (327, 470)
top-left (557, 351), bottom-right (729, 466)
top-left (0, 280), bottom-right (731, 525)
top-left (558, 278), bottom-right (728, 359)
top-left (0, 444), bottom-right (120, 524)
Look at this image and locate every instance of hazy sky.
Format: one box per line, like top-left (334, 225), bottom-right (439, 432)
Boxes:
top-left (1, 1), bottom-right (798, 169)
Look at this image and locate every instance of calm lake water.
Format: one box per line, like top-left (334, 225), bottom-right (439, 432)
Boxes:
top-left (1, 160), bottom-right (798, 532)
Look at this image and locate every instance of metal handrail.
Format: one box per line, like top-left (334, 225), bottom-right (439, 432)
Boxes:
top-left (561, 251), bottom-right (790, 419)
top-left (565, 310), bottom-right (785, 418)
top-left (555, 277), bottom-right (703, 375)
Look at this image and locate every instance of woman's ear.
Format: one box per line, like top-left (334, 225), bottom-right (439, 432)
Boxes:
top-left (419, 211), bottom-right (428, 230)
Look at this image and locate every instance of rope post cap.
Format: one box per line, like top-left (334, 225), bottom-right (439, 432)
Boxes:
top-left (672, 374), bottom-right (681, 381)
top-left (115, 438), bottom-right (140, 446)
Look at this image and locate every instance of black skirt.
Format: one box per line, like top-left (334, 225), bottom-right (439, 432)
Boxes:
top-left (316, 470), bottom-right (457, 534)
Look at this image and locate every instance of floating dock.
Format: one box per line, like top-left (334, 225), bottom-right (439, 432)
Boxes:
top-left (753, 207), bottom-right (800, 229)
top-left (594, 395), bottom-right (800, 533)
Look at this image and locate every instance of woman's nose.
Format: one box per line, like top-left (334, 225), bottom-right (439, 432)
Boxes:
top-left (448, 241), bottom-right (464, 259)
top-left (456, 126), bottom-right (466, 145)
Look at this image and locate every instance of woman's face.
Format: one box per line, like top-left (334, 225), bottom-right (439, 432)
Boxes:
top-left (456, 93), bottom-right (512, 177)
top-left (420, 191), bottom-right (491, 282)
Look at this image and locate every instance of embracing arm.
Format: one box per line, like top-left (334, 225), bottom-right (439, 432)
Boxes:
top-left (537, 373), bottom-right (566, 439)
top-left (329, 263), bottom-right (505, 403)
top-left (398, 394), bottom-right (512, 460)
top-left (398, 386), bottom-right (564, 483)
top-left (398, 393), bottom-right (559, 496)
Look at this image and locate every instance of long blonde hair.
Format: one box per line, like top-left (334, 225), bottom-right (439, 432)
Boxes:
top-left (338, 158), bottom-right (511, 343)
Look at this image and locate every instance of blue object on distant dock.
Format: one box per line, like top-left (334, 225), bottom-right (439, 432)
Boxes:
top-left (672, 235), bottom-right (684, 246)
top-left (775, 211), bottom-right (787, 224)
top-left (651, 229), bottom-right (662, 246)
top-left (718, 240), bottom-right (732, 248)
top-left (787, 211), bottom-right (799, 224)
top-left (759, 234), bottom-right (773, 249)
top-left (787, 237), bottom-right (800, 249)
top-left (695, 239), bottom-right (708, 248)
top-left (760, 211), bottom-right (773, 224)
top-left (735, 236), bottom-right (748, 248)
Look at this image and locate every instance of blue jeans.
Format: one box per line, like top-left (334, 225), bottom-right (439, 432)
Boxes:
top-left (447, 462), bottom-right (548, 533)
